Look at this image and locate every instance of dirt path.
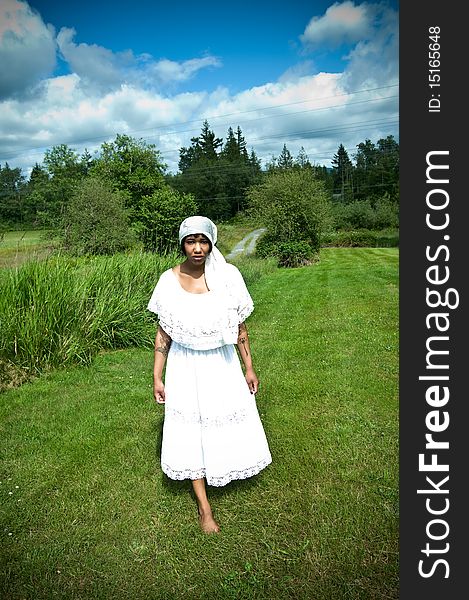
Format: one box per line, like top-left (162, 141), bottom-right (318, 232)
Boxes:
top-left (226, 228), bottom-right (266, 260)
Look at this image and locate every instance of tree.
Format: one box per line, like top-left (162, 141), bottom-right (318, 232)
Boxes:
top-left (197, 120), bottom-right (223, 161)
top-left (218, 126), bottom-right (262, 215)
top-left (135, 186), bottom-right (198, 253)
top-left (0, 163), bottom-right (26, 225)
top-left (90, 134), bottom-right (166, 212)
top-left (221, 127), bottom-right (239, 162)
top-left (79, 148), bottom-right (95, 176)
top-left (247, 168), bottom-right (333, 265)
top-left (26, 144), bottom-right (85, 227)
top-left (276, 144), bottom-right (294, 170)
top-left (375, 135), bottom-right (399, 202)
top-left (43, 144), bottom-right (82, 179)
top-left (176, 121), bottom-right (228, 220)
top-left (62, 177), bottom-right (135, 256)
top-left (295, 146), bottom-right (312, 170)
top-left (354, 139), bottom-right (377, 201)
top-left (331, 144), bottom-right (354, 202)
top-left (89, 134), bottom-right (168, 246)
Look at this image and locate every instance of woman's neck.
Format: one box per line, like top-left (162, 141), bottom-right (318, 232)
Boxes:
top-left (180, 259), bottom-right (205, 278)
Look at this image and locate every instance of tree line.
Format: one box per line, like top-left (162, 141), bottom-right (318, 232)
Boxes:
top-left (0, 122), bottom-right (399, 257)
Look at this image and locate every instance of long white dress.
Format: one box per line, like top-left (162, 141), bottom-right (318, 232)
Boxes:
top-left (147, 266), bottom-right (272, 486)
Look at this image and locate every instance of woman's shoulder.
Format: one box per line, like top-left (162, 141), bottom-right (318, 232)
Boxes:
top-left (152, 267), bottom-right (176, 290)
top-left (159, 267), bottom-right (176, 280)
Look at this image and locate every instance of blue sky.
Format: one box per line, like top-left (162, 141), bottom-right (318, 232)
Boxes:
top-left (0, 0), bottom-right (399, 174)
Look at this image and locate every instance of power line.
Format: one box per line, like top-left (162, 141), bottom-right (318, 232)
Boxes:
top-left (0, 114), bottom-right (398, 174)
top-left (154, 117), bottom-right (399, 160)
top-left (0, 84), bottom-right (398, 161)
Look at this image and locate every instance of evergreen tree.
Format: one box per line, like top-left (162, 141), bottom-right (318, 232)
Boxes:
top-left (354, 139), bottom-right (377, 201)
top-left (79, 148), bottom-right (95, 176)
top-left (236, 126), bottom-right (248, 160)
top-left (221, 127), bottom-right (239, 162)
top-left (218, 126), bottom-right (260, 215)
top-left (177, 121), bottom-right (227, 220)
top-left (265, 155), bottom-right (277, 172)
top-left (376, 135), bottom-right (399, 202)
top-left (295, 146), bottom-right (312, 170)
top-left (331, 144), bottom-right (354, 202)
top-left (277, 144), bottom-right (294, 170)
top-left (0, 163), bottom-right (26, 225)
top-left (197, 119), bottom-right (223, 160)
top-left (248, 148), bottom-right (262, 173)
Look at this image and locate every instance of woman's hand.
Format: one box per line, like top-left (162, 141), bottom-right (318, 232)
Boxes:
top-left (245, 367), bottom-right (259, 395)
top-left (154, 378), bottom-right (166, 404)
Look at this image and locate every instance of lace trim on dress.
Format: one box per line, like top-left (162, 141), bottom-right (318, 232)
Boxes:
top-left (161, 458), bottom-right (271, 487)
top-left (237, 301), bottom-right (254, 324)
top-left (159, 310), bottom-right (227, 348)
top-left (158, 300), bottom-right (253, 348)
top-left (165, 406), bottom-right (249, 427)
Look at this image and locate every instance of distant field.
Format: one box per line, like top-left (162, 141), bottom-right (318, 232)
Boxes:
top-left (0, 230), bottom-right (56, 268)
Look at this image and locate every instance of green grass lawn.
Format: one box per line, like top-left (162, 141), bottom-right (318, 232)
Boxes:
top-left (0, 248), bottom-right (398, 599)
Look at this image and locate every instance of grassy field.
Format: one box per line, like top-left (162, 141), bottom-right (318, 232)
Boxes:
top-left (0, 230), bottom-right (57, 269)
top-left (0, 248), bottom-right (398, 599)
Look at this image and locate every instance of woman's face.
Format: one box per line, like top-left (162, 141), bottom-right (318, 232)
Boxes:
top-left (183, 233), bottom-right (211, 264)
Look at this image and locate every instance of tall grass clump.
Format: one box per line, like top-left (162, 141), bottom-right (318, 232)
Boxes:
top-left (0, 252), bottom-right (178, 385)
top-left (229, 255), bottom-right (277, 288)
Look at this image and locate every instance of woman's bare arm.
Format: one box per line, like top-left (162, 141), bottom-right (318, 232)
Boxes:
top-left (237, 322), bottom-right (259, 394)
top-left (153, 325), bottom-right (172, 404)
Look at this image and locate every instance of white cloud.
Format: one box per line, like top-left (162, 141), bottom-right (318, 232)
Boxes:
top-left (278, 60), bottom-right (316, 83)
top-left (145, 56), bottom-right (222, 85)
top-left (0, 0), bottom-right (56, 99)
top-left (56, 27), bottom-right (221, 94)
top-left (56, 27), bottom-right (127, 93)
top-left (300, 1), bottom-right (372, 47)
top-left (341, 3), bottom-right (398, 90)
top-left (300, 1), bottom-right (398, 92)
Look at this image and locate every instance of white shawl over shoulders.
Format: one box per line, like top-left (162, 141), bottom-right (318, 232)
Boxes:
top-left (147, 264), bottom-right (253, 350)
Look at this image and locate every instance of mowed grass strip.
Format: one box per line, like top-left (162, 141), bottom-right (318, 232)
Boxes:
top-left (0, 248), bottom-right (398, 600)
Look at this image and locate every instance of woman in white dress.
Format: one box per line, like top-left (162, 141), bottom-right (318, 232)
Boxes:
top-left (147, 216), bottom-right (271, 533)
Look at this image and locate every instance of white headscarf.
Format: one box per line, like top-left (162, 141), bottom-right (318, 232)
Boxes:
top-left (178, 216), bottom-right (227, 291)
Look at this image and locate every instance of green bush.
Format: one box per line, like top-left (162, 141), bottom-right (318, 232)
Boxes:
top-left (247, 169), bottom-right (333, 262)
top-left (277, 241), bottom-right (316, 267)
top-left (254, 232), bottom-right (278, 259)
top-left (135, 185), bottom-right (197, 252)
top-left (255, 233), bottom-right (316, 267)
top-left (331, 196), bottom-right (399, 231)
top-left (62, 177), bottom-right (136, 256)
top-left (321, 229), bottom-right (399, 247)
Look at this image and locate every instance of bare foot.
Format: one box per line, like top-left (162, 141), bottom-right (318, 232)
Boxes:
top-left (198, 509), bottom-right (220, 534)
